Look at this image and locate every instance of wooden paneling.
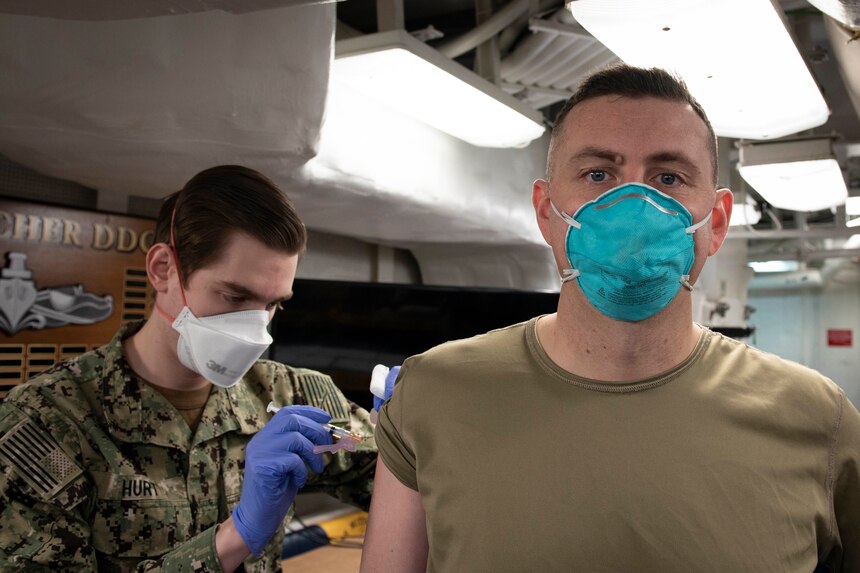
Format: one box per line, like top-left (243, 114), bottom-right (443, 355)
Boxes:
top-left (1, 199), bottom-right (156, 396)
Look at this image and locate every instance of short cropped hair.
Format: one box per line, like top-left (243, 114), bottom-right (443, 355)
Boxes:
top-left (548, 64), bottom-right (718, 186)
top-left (154, 165), bottom-right (307, 286)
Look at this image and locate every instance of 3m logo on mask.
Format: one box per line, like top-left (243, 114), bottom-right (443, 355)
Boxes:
top-left (206, 360), bottom-right (228, 375)
top-left (171, 306), bottom-right (273, 388)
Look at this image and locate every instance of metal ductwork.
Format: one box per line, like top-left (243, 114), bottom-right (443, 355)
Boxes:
top-left (823, 14), bottom-right (860, 131)
top-left (806, 0), bottom-right (860, 30)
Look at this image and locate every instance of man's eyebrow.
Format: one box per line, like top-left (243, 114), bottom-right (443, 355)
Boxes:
top-left (217, 281), bottom-right (293, 303)
top-left (567, 146), bottom-right (624, 165)
top-left (646, 151), bottom-right (702, 178)
top-left (567, 148), bottom-right (703, 178)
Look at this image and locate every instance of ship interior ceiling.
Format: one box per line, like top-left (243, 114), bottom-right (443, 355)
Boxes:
top-left (338, 0), bottom-right (860, 256)
top-left (0, 0), bottom-right (857, 333)
top-left (0, 0), bottom-right (858, 273)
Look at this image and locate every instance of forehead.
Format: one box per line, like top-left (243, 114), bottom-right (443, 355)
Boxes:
top-left (554, 95), bottom-right (712, 173)
top-left (195, 232), bottom-right (297, 292)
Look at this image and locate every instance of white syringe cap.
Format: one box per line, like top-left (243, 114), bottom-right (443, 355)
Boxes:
top-left (369, 364), bottom-right (390, 399)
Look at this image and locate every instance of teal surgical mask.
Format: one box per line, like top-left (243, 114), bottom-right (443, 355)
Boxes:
top-left (550, 182), bottom-right (711, 322)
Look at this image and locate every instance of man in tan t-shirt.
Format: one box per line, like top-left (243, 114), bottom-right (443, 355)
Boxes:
top-left (361, 64), bottom-right (860, 572)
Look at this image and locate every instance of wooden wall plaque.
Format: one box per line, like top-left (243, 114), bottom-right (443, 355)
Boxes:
top-left (0, 199), bottom-right (156, 397)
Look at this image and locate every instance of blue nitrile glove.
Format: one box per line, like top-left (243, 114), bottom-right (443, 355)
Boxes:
top-left (232, 405), bottom-right (333, 556)
top-left (373, 365), bottom-right (401, 412)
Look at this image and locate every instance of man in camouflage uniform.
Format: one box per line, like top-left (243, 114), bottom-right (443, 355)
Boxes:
top-left (0, 166), bottom-right (377, 571)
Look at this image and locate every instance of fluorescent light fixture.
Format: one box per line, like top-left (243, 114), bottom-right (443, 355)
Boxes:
top-left (334, 30), bottom-right (546, 148)
top-left (729, 197), bottom-right (761, 226)
top-left (739, 160), bottom-right (846, 212)
top-left (748, 260), bottom-right (800, 273)
top-left (846, 197), bottom-right (860, 227)
top-left (738, 138), bottom-right (848, 212)
top-left (568, 0), bottom-right (829, 139)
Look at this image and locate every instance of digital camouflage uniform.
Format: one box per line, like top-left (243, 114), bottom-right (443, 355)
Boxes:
top-left (0, 321), bottom-right (377, 572)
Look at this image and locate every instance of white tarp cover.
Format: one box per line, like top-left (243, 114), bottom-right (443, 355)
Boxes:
top-left (0, 4), bottom-right (334, 198)
top-left (294, 78), bottom-right (549, 247)
top-left (292, 79), bottom-right (556, 290)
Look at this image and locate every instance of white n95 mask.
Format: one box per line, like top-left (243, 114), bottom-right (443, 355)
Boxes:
top-left (170, 306), bottom-right (273, 388)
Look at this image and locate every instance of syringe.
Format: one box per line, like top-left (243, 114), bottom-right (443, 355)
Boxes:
top-left (266, 401), bottom-right (362, 454)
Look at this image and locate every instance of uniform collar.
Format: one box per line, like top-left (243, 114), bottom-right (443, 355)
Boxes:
top-left (101, 321), bottom-right (265, 451)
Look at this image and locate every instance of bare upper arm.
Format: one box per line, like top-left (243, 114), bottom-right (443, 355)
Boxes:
top-left (360, 456), bottom-right (428, 572)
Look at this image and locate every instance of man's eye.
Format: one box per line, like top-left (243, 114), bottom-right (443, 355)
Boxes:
top-left (266, 302), bottom-right (284, 311)
top-left (659, 173), bottom-right (679, 186)
top-left (587, 170), bottom-right (607, 182)
top-left (224, 294), bottom-right (245, 304)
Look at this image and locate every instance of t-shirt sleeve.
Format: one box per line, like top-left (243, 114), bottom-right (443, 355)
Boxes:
top-left (375, 360), bottom-right (419, 491)
top-left (829, 391), bottom-right (860, 570)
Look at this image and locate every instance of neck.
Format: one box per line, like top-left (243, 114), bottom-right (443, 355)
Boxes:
top-left (538, 286), bottom-right (701, 383)
top-left (123, 316), bottom-right (210, 391)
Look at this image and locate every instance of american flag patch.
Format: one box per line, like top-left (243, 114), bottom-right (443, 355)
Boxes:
top-left (296, 371), bottom-right (350, 425)
top-left (0, 418), bottom-right (82, 500)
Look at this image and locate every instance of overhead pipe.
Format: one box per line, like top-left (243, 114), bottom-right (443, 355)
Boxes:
top-left (505, 35), bottom-right (571, 83)
top-left (500, 31), bottom-right (560, 80)
top-left (474, 0), bottom-right (502, 82)
top-left (537, 45), bottom-right (609, 87)
top-left (553, 51), bottom-right (618, 89)
top-left (376, 0), bottom-right (404, 32)
top-left (522, 39), bottom-right (594, 86)
top-left (502, 5), bottom-right (609, 86)
top-left (438, 0), bottom-right (562, 59)
top-left (497, 0), bottom-right (562, 52)
top-left (439, 0), bottom-right (530, 59)
top-left (498, 11), bottom-right (530, 53)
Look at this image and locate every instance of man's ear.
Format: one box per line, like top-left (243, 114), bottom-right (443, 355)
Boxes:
top-left (146, 243), bottom-right (175, 295)
top-left (708, 188), bottom-right (734, 256)
top-left (532, 179), bottom-right (553, 245)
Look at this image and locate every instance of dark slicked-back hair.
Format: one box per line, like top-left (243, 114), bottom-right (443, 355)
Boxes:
top-left (154, 165), bottom-right (306, 286)
top-left (548, 64), bottom-right (718, 186)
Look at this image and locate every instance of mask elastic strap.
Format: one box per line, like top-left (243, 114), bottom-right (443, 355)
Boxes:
top-left (154, 301), bottom-right (176, 324)
top-left (549, 201), bottom-right (581, 229)
top-left (679, 275), bottom-right (694, 292)
top-left (680, 211), bottom-right (713, 291)
top-left (561, 269), bottom-right (580, 284)
top-left (155, 206), bottom-right (187, 324)
top-left (685, 211), bottom-right (712, 234)
top-left (169, 207), bottom-right (189, 309)
top-left (551, 201), bottom-right (581, 284)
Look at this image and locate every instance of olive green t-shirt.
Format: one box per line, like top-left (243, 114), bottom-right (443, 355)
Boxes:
top-left (376, 318), bottom-right (860, 572)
